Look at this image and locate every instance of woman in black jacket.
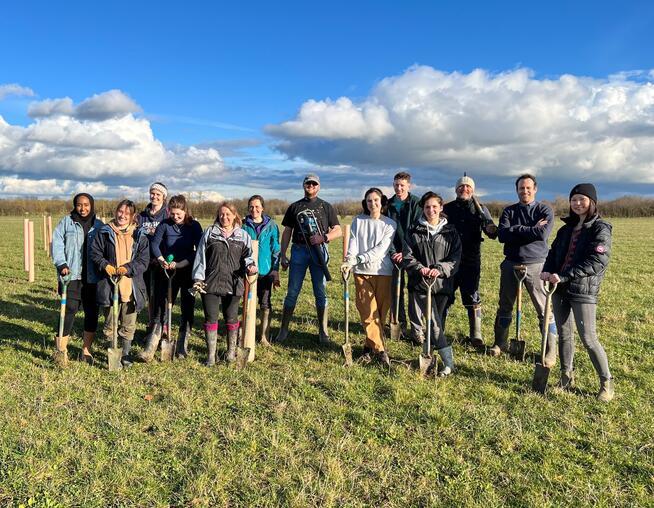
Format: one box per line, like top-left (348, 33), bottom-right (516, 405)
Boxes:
top-left (403, 192), bottom-right (462, 376)
top-left (91, 200), bottom-right (150, 367)
top-left (192, 202), bottom-right (257, 366)
top-left (541, 183), bottom-right (613, 402)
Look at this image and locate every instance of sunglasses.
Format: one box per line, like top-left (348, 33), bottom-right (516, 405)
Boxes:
top-left (304, 182), bottom-right (319, 187)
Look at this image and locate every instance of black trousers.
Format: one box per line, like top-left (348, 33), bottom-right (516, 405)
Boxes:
top-left (201, 293), bottom-right (240, 324)
top-left (59, 279), bottom-right (99, 335)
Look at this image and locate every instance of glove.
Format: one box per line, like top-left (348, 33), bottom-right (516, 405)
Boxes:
top-left (116, 266), bottom-right (128, 276)
top-left (192, 280), bottom-right (207, 295)
top-left (105, 265), bottom-right (116, 276)
top-left (340, 263), bottom-right (351, 277)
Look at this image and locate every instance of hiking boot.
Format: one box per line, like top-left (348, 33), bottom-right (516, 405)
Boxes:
top-left (259, 307), bottom-right (271, 346)
top-left (226, 327), bottom-right (238, 363)
top-left (596, 378), bottom-right (615, 402)
top-left (121, 339), bottom-right (133, 368)
top-left (557, 371), bottom-right (575, 391)
top-left (437, 345), bottom-right (454, 377)
top-left (176, 322), bottom-right (191, 359)
top-left (138, 323), bottom-right (163, 363)
top-left (204, 325), bottom-right (218, 367)
top-left (274, 306), bottom-right (294, 343)
top-left (317, 306), bottom-right (331, 345)
top-left (377, 350), bottom-right (391, 367)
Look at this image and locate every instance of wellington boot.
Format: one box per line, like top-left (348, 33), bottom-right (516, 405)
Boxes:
top-left (543, 325), bottom-right (558, 368)
top-left (274, 306), bottom-right (295, 343)
top-left (490, 317), bottom-right (510, 357)
top-left (226, 328), bottom-right (238, 363)
top-left (437, 345), bottom-right (454, 377)
top-left (259, 308), bottom-right (271, 346)
top-left (596, 378), bottom-right (615, 402)
top-left (121, 339), bottom-right (133, 368)
top-left (81, 331), bottom-right (95, 365)
top-left (557, 371), bottom-right (575, 391)
top-left (467, 306), bottom-right (485, 348)
top-left (176, 322), bottom-right (191, 359)
top-left (138, 324), bottom-right (162, 363)
top-left (53, 335), bottom-right (70, 368)
top-left (205, 328), bottom-right (217, 367)
top-left (317, 306), bottom-right (331, 345)
top-left (377, 350), bottom-right (391, 368)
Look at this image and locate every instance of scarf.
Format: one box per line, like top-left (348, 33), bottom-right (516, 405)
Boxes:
top-left (109, 221), bottom-right (135, 302)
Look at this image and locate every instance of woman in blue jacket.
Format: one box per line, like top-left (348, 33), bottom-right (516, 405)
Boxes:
top-left (51, 193), bottom-right (104, 366)
top-left (541, 183), bottom-right (614, 402)
top-left (140, 195), bottom-right (203, 361)
top-left (91, 199), bottom-right (150, 368)
top-left (242, 195), bottom-right (281, 345)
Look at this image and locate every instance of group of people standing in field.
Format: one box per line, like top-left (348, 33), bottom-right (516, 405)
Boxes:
top-left (51, 171), bottom-right (615, 402)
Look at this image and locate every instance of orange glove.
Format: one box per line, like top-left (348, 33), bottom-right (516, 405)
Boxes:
top-left (105, 265), bottom-right (116, 276)
top-left (116, 266), bottom-right (128, 276)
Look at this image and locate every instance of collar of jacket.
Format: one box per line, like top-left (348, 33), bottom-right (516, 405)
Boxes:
top-left (561, 213), bottom-right (599, 229)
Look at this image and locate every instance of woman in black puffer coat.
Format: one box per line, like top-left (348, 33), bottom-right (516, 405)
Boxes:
top-left (541, 183), bottom-right (614, 402)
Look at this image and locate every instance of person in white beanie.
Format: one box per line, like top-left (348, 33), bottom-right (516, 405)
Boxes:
top-left (442, 173), bottom-right (497, 348)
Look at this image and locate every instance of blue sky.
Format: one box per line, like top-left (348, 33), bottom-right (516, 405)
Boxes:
top-left (1, 0), bottom-right (654, 202)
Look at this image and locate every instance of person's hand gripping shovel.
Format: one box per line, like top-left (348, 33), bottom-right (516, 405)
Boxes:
top-left (532, 281), bottom-right (558, 393)
top-left (160, 254), bottom-right (176, 362)
top-left (419, 275), bottom-right (437, 377)
top-left (509, 264), bottom-right (528, 361)
top-left (107, 274), bottom-right (123, 371)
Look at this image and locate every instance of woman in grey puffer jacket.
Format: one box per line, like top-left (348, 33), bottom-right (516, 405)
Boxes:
top-left (541, 183), bottom-right (614, 402)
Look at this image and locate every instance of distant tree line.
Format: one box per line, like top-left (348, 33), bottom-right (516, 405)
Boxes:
top-left (1, 195), bottom-right (653, 219)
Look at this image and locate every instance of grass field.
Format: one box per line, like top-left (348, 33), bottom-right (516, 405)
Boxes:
top-left (0, 215), bottom-right (652, 507)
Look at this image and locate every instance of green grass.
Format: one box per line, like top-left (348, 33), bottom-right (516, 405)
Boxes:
top-left (0, 216), bottom-right (653, 507)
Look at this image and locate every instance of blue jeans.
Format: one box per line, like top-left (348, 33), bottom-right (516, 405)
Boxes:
top-left (283, 244), bottom-right (328, 308)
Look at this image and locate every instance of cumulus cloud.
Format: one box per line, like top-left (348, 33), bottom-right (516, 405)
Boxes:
top-left (0, 89), bottom-right (227, 196)
top-left (267, 66), bottom-right (654, 185)
top-left (0, 83), bottom-right (35, 100)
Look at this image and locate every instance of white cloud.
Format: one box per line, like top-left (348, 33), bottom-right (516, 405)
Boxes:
top-left (268, 65), bottom-right (654, 184)
top-left (0, 89), bottom-right (227, 196)
top-left (0, 84), bottom-right (35, 100)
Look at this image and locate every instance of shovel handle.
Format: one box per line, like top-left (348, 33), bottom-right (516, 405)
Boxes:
top-left (540, 281), bottom-right (558, 359)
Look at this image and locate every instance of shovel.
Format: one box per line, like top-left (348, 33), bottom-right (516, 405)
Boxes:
top-left (509, 264), bottom-right (528, 361)
top-left (236, 274), bottom-right (256, 370)
top-left (419, 276), bottom-right (437, 377)
top-left (532, 281), bottom-right (558, 393)
top-left (107, 275), bottom-right (123, 371)
top-left (342, 268), bottom-right (353, 367)
top-left (390, 265), bottom-right (403, 340)
top-left (160, 255), bottom-right (176, 362)
top-left (341, 224), bottom-right (353, 366)
top-left (53, 274), bottom-right (71, 367)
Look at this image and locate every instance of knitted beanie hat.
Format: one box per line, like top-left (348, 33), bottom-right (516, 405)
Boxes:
top-left (569, 183), bottom-right (597, 203)
top-left (455, 174), bottom-right (475, 192)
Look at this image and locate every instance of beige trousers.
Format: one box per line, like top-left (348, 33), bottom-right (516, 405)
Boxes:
top-left (354, 274), bottom-right (392, 353)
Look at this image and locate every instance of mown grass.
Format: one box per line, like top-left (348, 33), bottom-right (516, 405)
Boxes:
top-left (0, 215), bottom-right (652, 507)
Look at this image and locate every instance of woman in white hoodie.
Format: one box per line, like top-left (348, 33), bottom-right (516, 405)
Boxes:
top-left (341, 188), bottom-right (397, 365)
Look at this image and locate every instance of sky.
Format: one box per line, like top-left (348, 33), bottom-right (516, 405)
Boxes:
top-left (1, 0), bottom-right (654, 203)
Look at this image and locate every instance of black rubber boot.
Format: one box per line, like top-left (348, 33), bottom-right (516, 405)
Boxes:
top-left (138, 323), bottom-right (162, 363)
top-left (489, 316), bottom-right (510, 357)
top-left (226, 327), bottom-right (238, 363)
top-left (317, 306), bottom-right (330, 344)
top-left (176, 322), bottom-right (191, 359)
top-left (121, 339), bottom-right (133, 368)
top-left (274, 306), bottom-right (295, 343)
top-left (205, 328), bottom-right (217, 367)
top-left (467, 305), bottom-right (485, 348)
